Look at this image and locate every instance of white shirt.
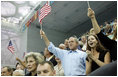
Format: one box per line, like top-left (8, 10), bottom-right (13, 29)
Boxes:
top-left (46, 55), bottom-right (54, 61)
top-left (54, 64), bottom-right (64, 76)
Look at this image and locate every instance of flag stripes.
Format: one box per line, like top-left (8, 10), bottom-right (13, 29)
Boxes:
top-left (7, 40), bottom-right (15, 54)
top-left (39, 2), bottom-right (51, 24)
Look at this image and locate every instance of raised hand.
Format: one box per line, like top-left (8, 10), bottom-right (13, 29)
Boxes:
top-left (40, 30), bottom-right (45, 37)
top-left (87, 8), bottom-right (95, 18)
top-left (16, 57), bottom-right (20, 61)
top-left (40, 29), bottom-right (50, 47)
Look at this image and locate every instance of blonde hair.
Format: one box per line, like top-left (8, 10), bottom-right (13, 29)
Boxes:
top-left (25, 52), bottom-right (44, 66)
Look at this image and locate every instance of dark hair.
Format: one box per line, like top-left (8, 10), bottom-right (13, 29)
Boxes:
top-left (2, 66), bottom-right (13, 75)
top-left (3, 66), bottom-right (13, 72)
top-left (16, 62), bottom-right (20, 69)
top-left (39, 61), bottom-right (54, 71)
top-left (45, 48), bottom-right (53, 55)
top-left (12, 68), bottom-right (16, 71)
top-left (87, 34), bottom-right (107, 53)
top-left (49, 52), bottom-right (53, 55)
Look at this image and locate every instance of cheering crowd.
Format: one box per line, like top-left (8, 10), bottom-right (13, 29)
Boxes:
top-left (1, 8), bottom-right (117, 76)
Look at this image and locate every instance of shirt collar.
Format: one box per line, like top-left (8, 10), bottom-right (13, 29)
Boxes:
top-left (69, 49), bottom-right (79, 53)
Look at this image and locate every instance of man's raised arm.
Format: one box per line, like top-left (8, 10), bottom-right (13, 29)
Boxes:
top-left (87, 8), bottom-right (101, 34)
top-left (40, 30), bottom-right (65, 60)
top-left (40, 30), bottom-right (50, 47)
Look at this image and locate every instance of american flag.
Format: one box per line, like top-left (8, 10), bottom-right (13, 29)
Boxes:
top-left (39, 2), bottom-right (51, 24)
top-left (7, 40), bottom-right (15, 54)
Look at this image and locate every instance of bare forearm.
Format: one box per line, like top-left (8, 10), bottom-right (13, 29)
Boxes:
top-left (86, 67), bottom-right (91, 75)
top-left (17, 59), bottom-right (26, 68)
top-left (86, 62), bottom-right (92, 75)
top-left (42, 34), bottom-right (50, 47)
top-left (21, 62), bottom-right (27, 68)
top-left (91, 16), bottom-right (101, 34)
top-left (93, 58), bottom-right (107, 67)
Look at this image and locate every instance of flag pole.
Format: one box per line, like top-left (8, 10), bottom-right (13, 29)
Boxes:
top-left (48, 1), bottom-right (50, 5)
top-left (87, 1), bottom-right (90, 8)
top-left (13, 40), bottom-right (18, 58)
top-left (40, 23), bottom-right (43, 39)
top-left (14, 51), bottom-right (17, 58)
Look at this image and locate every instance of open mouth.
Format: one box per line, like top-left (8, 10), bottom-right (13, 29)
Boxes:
top-left (27, 67), bottom-right (32, 70)
top-left (90, 43), bottom-right (93, 45)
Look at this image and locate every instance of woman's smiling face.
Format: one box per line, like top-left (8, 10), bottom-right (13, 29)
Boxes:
top-left (88, 35), bottom-right (98, 48)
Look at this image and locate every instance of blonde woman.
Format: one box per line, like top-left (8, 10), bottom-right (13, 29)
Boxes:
top-left (25, 52), bottom-right (44, 76)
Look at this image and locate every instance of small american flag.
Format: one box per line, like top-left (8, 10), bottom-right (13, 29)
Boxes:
top-left (7, 40), bottom-right (15, 54)
top-left (39, 2), bottom-right (51, 24)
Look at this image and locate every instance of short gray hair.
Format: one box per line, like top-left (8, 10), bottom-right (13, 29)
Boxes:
top-left (13, 70), bottom-right (25, 76)
top-left (69, 36), bottom-right (79, 44)
top-left (25, 52), bottom-right (44, 66)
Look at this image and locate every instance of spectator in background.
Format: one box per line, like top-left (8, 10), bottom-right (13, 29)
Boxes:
top-left (104, 22), bottom-right (112, 36)
top-left (64, 39), bottom-right (70, 50)
top-left (114, 18), bottom-right (117, 25)
top-left (37, 61), bottom-right (55, 76)
top-left (44, 48), bottom-right (57, 66)
top-left (100, 25), bottom-right (103, 29)
top-left (89, 28), bottom-right (95, 35)
top-left (40, 30), bottom-right (87, 76)
top-left (86, 35), bottom-right (111, 75)
top-left (12, 70), bottom-right (25, 76)
top-left (112, 26), bottom-right (117, 41)
top-left (1, 66), bottom-right (13, 76)
top-left (100, 25), bottom-right (105, 35)
top-left (78, 41), bottom-right (84, 48)
top-left (54, 57), bottom-right (64, 76)
top-left (81, 35), bottom-right (87, 51)
top-left (59, 43), bottom-right (66, 50)
top-left (104, 22), bottom-right (108, 25)
top-left (12, 68), bottom-right (16, 72)
top-left (110, 22), bottom-right (117, 40)
top-left (16, 62), bottom-right (24, 70)
top-left (24, 52), bottom-right (44, 76)
top-left (114, 18), bottom-right (117, 22)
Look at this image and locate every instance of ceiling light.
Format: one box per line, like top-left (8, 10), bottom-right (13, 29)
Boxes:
top-left (19, 17), bottom-right (23, 20)
top-left (18, 6), bottom-right (31, 16)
